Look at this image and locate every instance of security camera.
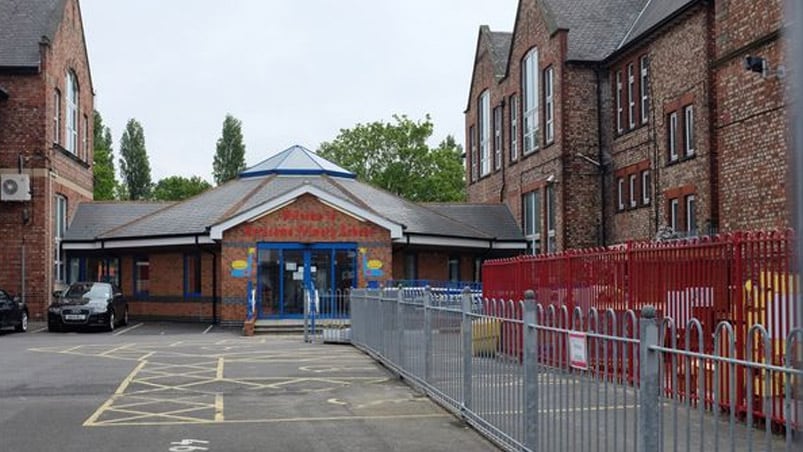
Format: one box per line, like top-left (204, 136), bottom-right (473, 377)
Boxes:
top-left (546, 174), bottom-right (555, 184)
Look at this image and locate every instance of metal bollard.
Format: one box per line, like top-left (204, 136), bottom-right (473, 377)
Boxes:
top-left (462, 286), bottom-right (473, 413)
top-left (523, 290), bottom-right (538, 450)
top-left (424, 286), bottom-right (433, 384)
top-left (638, 306), bottom-right (660, 452)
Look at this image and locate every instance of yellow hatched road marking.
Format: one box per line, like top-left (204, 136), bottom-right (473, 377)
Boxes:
top-left (215, 394), bottom-right (224, 421)
top-left (87, 413), bottom-right (450, 427)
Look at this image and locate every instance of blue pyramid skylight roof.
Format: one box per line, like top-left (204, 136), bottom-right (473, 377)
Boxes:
top-left (239, 145), bottom-right (356, 179)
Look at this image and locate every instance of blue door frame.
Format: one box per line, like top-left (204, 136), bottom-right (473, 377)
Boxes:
top-left (256, 242), bottom-right (356, 319)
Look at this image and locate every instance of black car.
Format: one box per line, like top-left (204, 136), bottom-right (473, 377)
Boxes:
top-left (0, 288), bottom-right (28, 333)
top-left (48, 282), bottom-right (128, 332)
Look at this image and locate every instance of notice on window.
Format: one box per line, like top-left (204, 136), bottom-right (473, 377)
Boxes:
top-left (568, 332), bottom-right (588, 370)
top-left (292, 270), bottom-right (304, 280)
top-left (285, 262), bottom-right (297, 271)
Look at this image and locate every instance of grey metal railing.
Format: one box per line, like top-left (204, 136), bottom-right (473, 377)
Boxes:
top-left (350, 287), bottom-right (802, 452)
top-left (303, 288), bottom-right (351, 343)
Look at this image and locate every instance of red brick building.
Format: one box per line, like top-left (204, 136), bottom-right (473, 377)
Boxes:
top-left (63, 146), bottom-right (524, 324)
top-left (0, 0), bottom-right (94, 319)
top-left (466, 0), bottom-right (790, 251)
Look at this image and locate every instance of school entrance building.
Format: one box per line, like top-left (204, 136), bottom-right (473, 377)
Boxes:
top-left (62, 146), bottom-right (525, 325)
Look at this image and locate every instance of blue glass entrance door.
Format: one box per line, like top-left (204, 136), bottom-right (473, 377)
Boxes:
top-left (256, 243), bottom-right (356, 319)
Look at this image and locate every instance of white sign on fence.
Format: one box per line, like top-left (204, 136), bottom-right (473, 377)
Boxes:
top-left (569, 332), bottom-right (588, 370)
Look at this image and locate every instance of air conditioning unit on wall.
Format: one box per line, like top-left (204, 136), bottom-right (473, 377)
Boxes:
top-left (1, 174), bottom-right (31, 202)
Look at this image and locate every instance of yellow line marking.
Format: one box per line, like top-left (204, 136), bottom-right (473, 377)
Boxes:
top-left (114, 322), bottom-right (144, 336)
top-left (100, 344), bottom-right (132, 356)
top-left (215, 394), bottom-right (224, 421)
top-left (83, 394), bottom-right (119, 427)
top-left (216, 357), bottom-right (224, 380)
top-left (97, 405), bottom-right (213, 424)
top-left (83, 360), bottom-right (148, 426)
top-left (112, 396), bottom-right (214, 410)
top-left (86, 413), bottom-right (450, 427)
top-left (116, 360), bottom-right (148, 395)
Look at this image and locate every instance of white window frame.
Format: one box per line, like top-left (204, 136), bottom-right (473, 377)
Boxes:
top-left (544, 66), bottom-right (554, 144)
top-left (617, 177), bottom-right (625, 210)
top-left (628, 63), bottom-right (636, 129)
top-left (546, 184), bottom-right (556, 252)
top-left (522, 48), bottom-right (540, 154)
top-left (670, 198), bottom-right (680, 232)
top-left (641, 170), bottom-right (651, 205)
top-left (629, 174), bottom-right (637, 208)
top-left (686, 194), bottom-right (696, 235)
top-left (54, 195), bottom-right (67, 282)
top-left (479, 90), bottom-right (491, 176)
top-left (53, 89), bottom-right (61, 144)
top-left (684, 105), bottom-right (695, 156)
top-left (640, 55), bottom-right (649, 123)
top-left (493, 105), bottom-right (502, 170)
top-left (523, 191), bottom-right (541, 254)
top-left (83, 113), bottom-right (89, 161)
top-left (669, 111), bottom-right (679, 161)
top-left (469, 125), bottom-right (477, 182)
top-left (66, 71), bottom-right (78, 154)
top-left (510, 95), bottom-right (518, 162)
top-left (616, 71), bottom-right (623, 134)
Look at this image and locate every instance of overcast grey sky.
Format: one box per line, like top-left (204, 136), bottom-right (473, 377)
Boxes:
top-left (80, 0), bottom-right (517, 183)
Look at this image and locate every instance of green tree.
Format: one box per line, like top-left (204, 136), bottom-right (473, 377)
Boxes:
top-left (152, 175), bottom-right (212, 201)
top-left (213, 114), bottom-right (246, 185)
top-left (92, 110), bottom-right (117, 200)
top-left (317, 115), bottom-right (465, 202)
top-left (118, 118), bottom-right (153, 200)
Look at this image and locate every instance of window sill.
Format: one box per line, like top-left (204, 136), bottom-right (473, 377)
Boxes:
top-left (522, 148), bottom-right (540, 159)
top-left (616, 202), bottom-right (651, 214)
top-left (666, 153), bottom-right (696, 167)
top-left (614, 122), bottom-right (649, 139)
top-left (53, 144), bottom-right (90, 169)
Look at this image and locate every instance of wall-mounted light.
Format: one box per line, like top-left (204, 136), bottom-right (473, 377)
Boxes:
top-left (546, 174), bottom-right (556, 184)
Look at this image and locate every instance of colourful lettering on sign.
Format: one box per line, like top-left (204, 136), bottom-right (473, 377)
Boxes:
top-left (241, 224), bottom-right (376, 239)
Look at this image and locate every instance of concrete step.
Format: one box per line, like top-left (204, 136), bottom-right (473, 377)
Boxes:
top-left (253, 320), bottom-right (305, 335)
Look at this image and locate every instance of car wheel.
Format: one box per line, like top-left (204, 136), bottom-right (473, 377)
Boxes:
top-left (121, 306), bottom-right (129, 326)
top-left (107, 311), bottom-right (115, 332)
top-left (15, 311), bottom-right (28, 332)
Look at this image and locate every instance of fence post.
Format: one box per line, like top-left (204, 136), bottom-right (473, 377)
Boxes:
top-left (639, 305), bottom-right (660, 452)
top-left (424, 286), bottom-right (433, 384)
top-left (523, 290), bottom-right (538, 450)
top-left (462, 286), bottom-right (473, 413)
top-left (397, 288), bottom-right (405, 367)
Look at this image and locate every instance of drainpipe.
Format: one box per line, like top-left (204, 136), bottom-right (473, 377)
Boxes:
top-left (790, 0), bottom-right (803, 332)
top-left (595, 66), bottom-right (607, 246)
